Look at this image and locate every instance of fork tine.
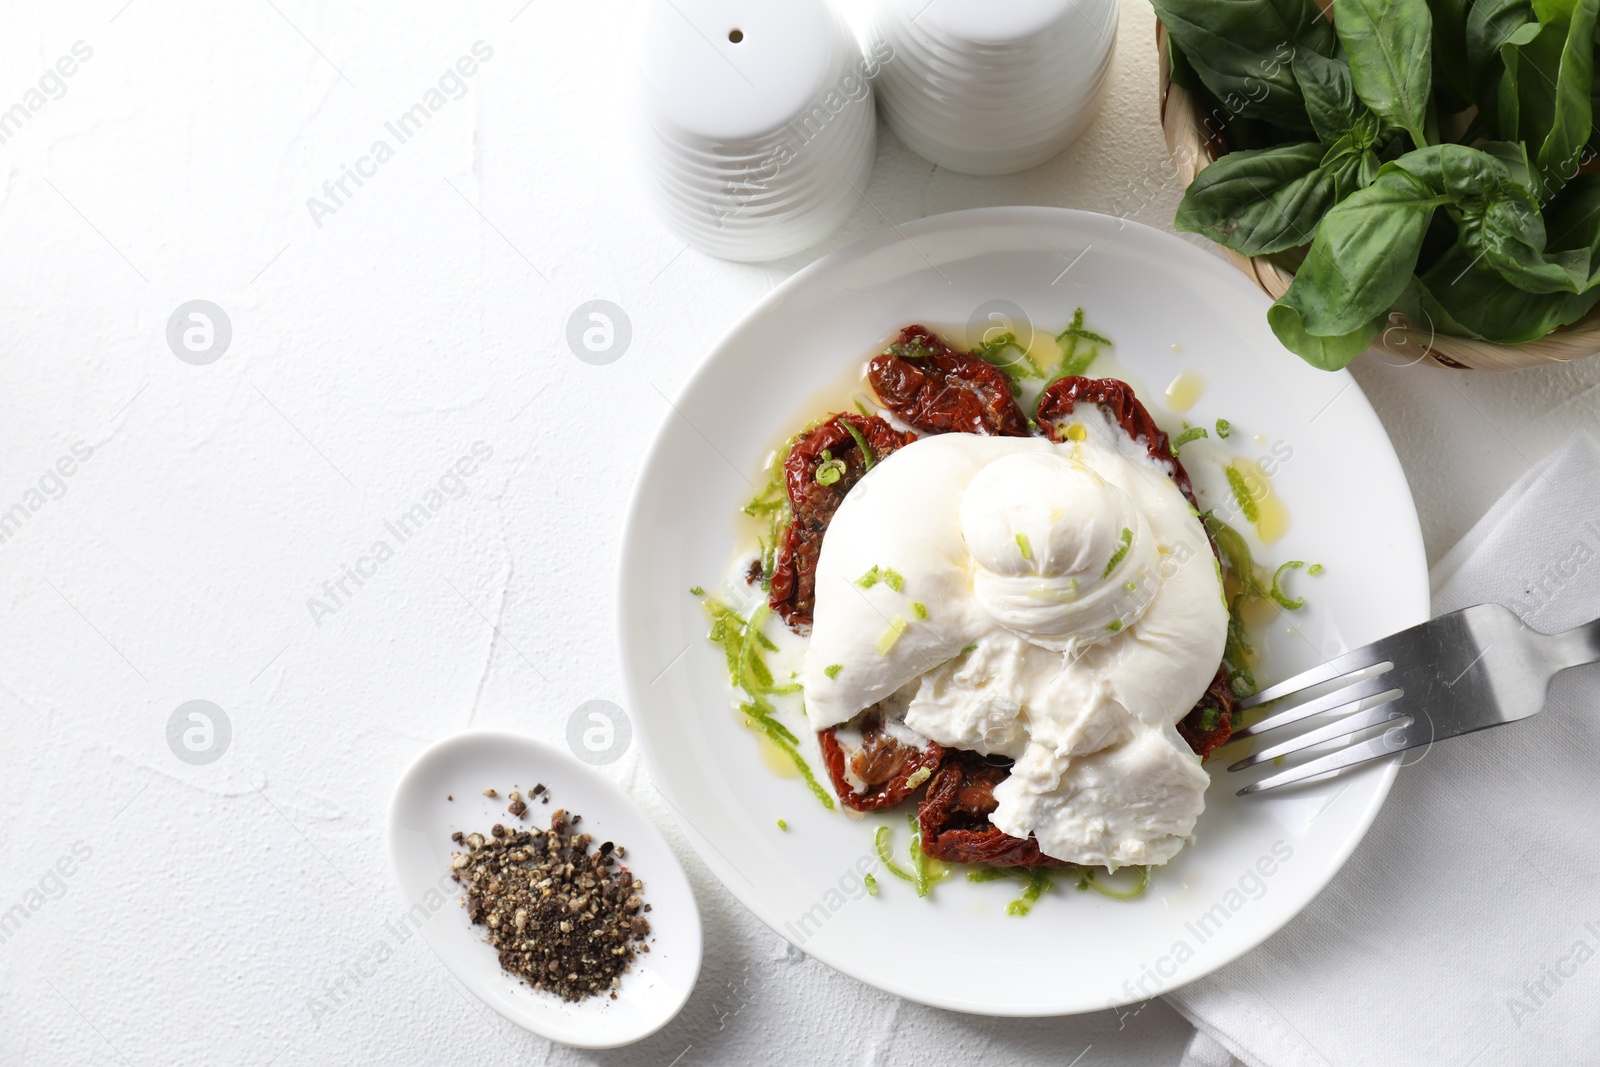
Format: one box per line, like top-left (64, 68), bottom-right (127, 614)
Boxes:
top-left (1236, 645), bottom-right (1392, 711)
top-left (1227, 696), bottom-right (1406, 771)
top-left (1236, 727), bottom-right (1421, 796)
top-left (1230, 674), bottom-right (1398, 741)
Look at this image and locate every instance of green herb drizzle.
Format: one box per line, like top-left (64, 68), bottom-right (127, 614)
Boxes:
top-left (884, 336), bottom-right (943, 360)
top-left (1204, 513), bottom-right (1269, 600)
top-left (967, 862), bottom-right (1149, 913)
top-left (973, 331), bottom-right (1045, 394)
top-left (743, 440), bottom-right (793, 592)
top-left (1080, 865), bottom-right (1151, 900)
top-left (702, 596), bottom-right (833, 810)
top-left (1048, 309), bottom-right (1113, 386)
top-left (842, 420), bottom-right (876, 470)
top-left (875, 826), bottom-right (919, 888)
top-left (1226, 465), bottom-right (1260, 524)
top-left (1225, 593), bottom-right (1257, 699)
top-left (1006, 869), bottom-right (1054, 916)
top-left (1270, 560), bottom-right (1307, 610)
top-left (874, 817), bottom-right (949, 898)
top-left (1102, 527), bottom-right (1133, 577)
top-left (814, 449), bottom-right (845, 486)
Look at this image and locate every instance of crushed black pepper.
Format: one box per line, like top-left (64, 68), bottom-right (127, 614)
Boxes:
top-left (450, 799), bottom-right (651, 1002)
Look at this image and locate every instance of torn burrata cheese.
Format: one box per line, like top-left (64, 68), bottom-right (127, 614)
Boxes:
top-left (800, 419), bottom-right (1228, 867)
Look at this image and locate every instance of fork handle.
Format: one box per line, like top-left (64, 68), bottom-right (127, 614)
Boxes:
top-left (1549, 616), bottom-right (1600, 672)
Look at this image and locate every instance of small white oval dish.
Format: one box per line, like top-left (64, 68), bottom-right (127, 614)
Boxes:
top-left (388, 730), bottom-right (701, 1049)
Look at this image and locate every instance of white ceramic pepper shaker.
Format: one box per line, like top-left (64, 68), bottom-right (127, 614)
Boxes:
top-left (632, 0), bottom-right (878, 262)
top-left (867, 0), bottom-right (1118, 176)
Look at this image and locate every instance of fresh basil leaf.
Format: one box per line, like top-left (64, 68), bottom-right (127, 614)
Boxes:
top-left (1320, 133), bottom-right (1360, 167)
top-left (1590, 79), bottom-right (1600, 147)
top-left (1542, 0), bottom-right (1598, 124)
top-left (1464, 0), bottom-right (1535, 103)
top-left (1466, 184), bottom-right (1591, 292)
top-left (1272, 163), bottom-right (1449, 339)
top-left (1418, 245), bottom-right (1600, 340)
top-left (1322, 142), bottom-right (1382, 198)
top-left (1334, 0), bottom-right (1435, 148)
top-left (1174, 143), bottom-right (1336, 254)
top-left (1431, 0), bottom-right (1477, 101)
top-left (1545, 174), bottom-right (1600, 257)
top-left (1389, 142), bottom-right (1509, 199)
top-left (1293, 51), bottom-right (1376, 145)
top-left (1151, 0), bottom-right (1336, 131)
top-left (1495, 20), bottom-right (1544, 140)
top-left (1167, 35), bottom-right (1206, 95)
top-left (1359, 149), bottom-right (1382, 187)
top-left (1266, 302), bottom-right (1386, 368)
top-left (1476, 140), bottom-right (1536, 188)
top-left (1511, 0), bottom-right (1599, 196)
top-left (1393, 144), bottom-right (1591, 294)
top-left (1540, 172), bottom-right (1600, 288)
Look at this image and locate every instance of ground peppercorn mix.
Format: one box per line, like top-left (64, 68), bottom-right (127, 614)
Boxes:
top-left (450, 793), bottom-right (651, 1002)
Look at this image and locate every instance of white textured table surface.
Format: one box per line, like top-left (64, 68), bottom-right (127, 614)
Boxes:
top-left (4, 2), bottom-right (1595, 1064)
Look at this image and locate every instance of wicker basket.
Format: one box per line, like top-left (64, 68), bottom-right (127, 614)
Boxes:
top-left (1155, 23), bottom-right (1600, 371)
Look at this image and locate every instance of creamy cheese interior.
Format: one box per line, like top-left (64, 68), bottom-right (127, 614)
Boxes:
top-left (801, 414), bottom-right (1228, 868)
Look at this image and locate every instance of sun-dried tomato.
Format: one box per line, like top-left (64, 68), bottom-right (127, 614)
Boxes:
top-left (768, 414), bottom-right (916, 630)
top-left (867, 325), bottom-right (1032, 437)
top-left (1036, 376), bottom-right (1199, 508)
top-left (1177, 665), bottom-right (1235, 762)
top-left (916, 751), bottom-right (1066, 868)
top-left (817, 707), bottom-right (945, 812)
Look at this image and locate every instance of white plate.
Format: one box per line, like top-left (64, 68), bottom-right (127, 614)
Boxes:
top-left (617, 207), bottom-right (1428, 1015)
top-left (388, 731), bottom-right (702, 1047)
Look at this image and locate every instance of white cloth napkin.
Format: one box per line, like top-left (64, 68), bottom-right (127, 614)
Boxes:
top-left (1168, 431), bottom-right (1600, 1067)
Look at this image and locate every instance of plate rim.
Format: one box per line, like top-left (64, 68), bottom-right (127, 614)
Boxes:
top-left (616, 205), bottom-right (1426, 1015)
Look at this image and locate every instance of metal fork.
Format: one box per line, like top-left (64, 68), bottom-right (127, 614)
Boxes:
top-left (1227, 604), bottom-right (1600, 797)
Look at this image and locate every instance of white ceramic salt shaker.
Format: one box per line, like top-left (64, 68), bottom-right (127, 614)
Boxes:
top-left (632, 0), bottom-right (877, 261)
top-left (867, 0), bottom-right (1118, 176)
